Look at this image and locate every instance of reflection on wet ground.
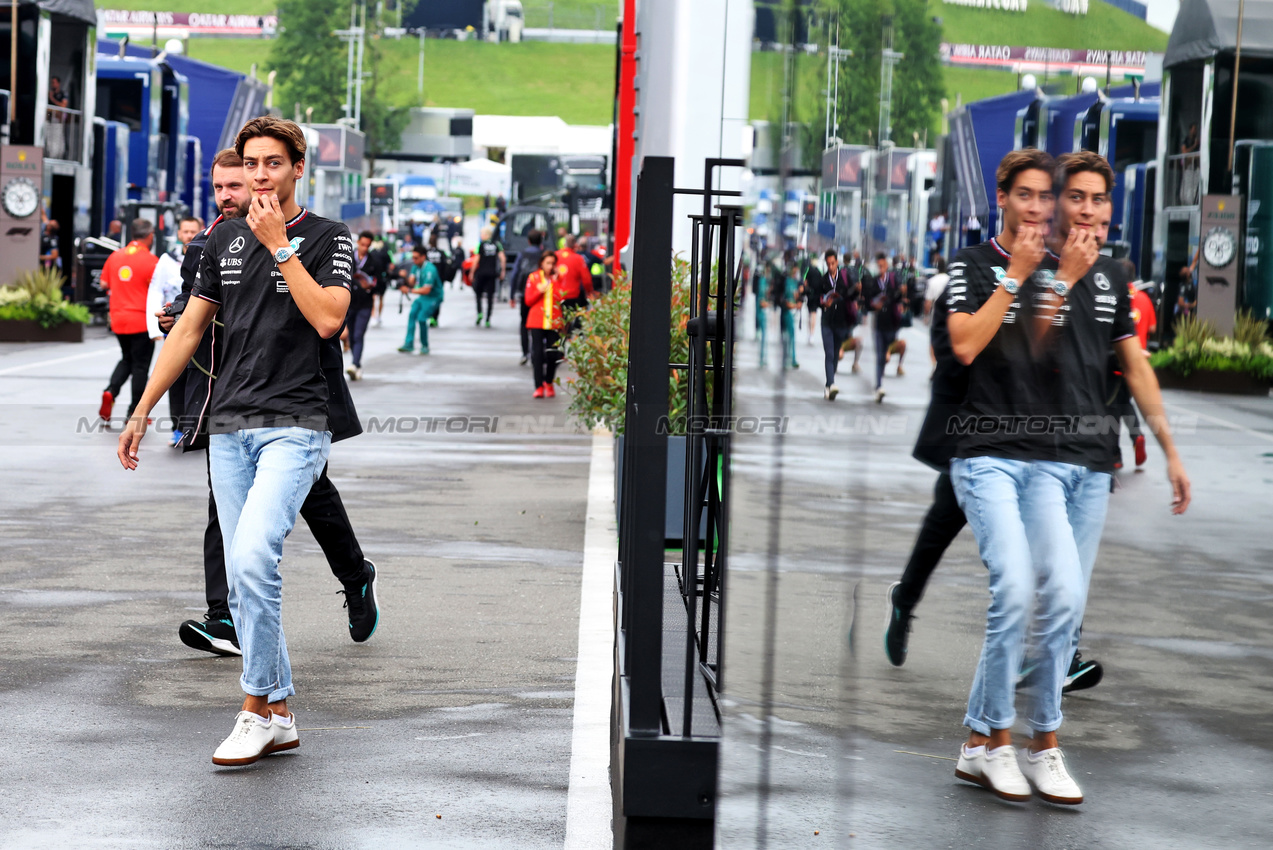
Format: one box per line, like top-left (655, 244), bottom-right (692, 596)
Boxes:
top-left (717, 316), bottom-right (1273, 848)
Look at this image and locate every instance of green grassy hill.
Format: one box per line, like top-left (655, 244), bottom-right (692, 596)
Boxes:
top-left (185, 37), bottom-right (616, 125)
top-left (934, 1), bottom-right (1169, 52)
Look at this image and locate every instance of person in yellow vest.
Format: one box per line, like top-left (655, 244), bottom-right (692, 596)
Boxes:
top-left (524, 251), bottom-right (565, 398)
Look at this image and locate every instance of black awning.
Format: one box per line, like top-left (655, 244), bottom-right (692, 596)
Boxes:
top-left (1166, 0), bottom-right (1273, 68)
top-left (18, 0), bottom-right (97, 26)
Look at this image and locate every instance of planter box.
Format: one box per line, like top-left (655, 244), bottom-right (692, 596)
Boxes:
top-left (1154, 367), bottom-right (1270, 396)
top-left (614, 434), bottom-right (707, 548)
top-left (0, 319), bottom-right (84, 343)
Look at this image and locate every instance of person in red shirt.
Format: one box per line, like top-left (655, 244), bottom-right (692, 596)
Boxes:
top-left (525, 252), bottom-right (565, 398)
top-left (99, 218), bottom-right (160, 420)
top-left (555, 233), bottom-right (594, 310)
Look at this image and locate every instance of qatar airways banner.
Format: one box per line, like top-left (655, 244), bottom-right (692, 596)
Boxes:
top-left (97, 10), bottom-right (278, 36)
top-left (941, 42), bottom-right (1149, 75)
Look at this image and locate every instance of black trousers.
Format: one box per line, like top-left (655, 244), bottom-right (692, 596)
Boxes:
top-left (519, 298), bottom-right (531, 356)
top-left (894, 472), bottom-right (967, 611)
top-left (107, 331), bottom-right (155, 417)
top-left (474, 274), bottom-right (497, 320)
top-left (529, 328), bottom-right (561, 388)
top-left (203, 453), bottom-right (365, 618)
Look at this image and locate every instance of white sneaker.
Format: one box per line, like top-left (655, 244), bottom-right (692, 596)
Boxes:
top-left (828, 384), bottom-right (839, 401)
top-left (269, 712), bottom-right (300, 755)
top-left (212, 711), bottom-right (275, 766)
top-left (874, 388), bottom-right (886, 404)
top-left (373, 317), bottom-right (383, 328)
top-left (955, 744), bottom-right (1031, 802)
top-left (1020, 747), bottom-right (1084, 804)
top-left (823, 386), bottom-right (831, 400)
top-left (346, 365), bottom-right (357, 381)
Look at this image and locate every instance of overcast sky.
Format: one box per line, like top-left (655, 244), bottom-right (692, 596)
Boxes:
top-left (1143, 0), bottom-right (1179, 34)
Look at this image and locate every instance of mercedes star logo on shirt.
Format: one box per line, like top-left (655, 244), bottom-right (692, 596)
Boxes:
top-left (229, 236), bottom-right (246, 254)
top-left (1095, 273), bottom-right (1110, 291)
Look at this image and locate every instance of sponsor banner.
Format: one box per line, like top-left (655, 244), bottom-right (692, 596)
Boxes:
top-left (940, 42), bottom-right (1148, 75)
top-left (98, 10), bottom-right (278, 36)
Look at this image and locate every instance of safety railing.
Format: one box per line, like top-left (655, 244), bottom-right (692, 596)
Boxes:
top-left (44, 105), bottom-right (83, 162)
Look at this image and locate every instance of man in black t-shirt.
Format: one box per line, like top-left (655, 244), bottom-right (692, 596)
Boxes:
top-left (473, 227), bottom-right (505, 327)
top-left (865, 253), bottom-right (908, 402)
top-left (118, 117), bottom-right (365, 769)
top-left (509, 229), bottom-right (545, 364)
top-left (943, 149), bottom-right (1191, 807)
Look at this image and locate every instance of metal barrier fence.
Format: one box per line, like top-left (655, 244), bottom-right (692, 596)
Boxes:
top-left (43, 105), bottom-right (83, 162)
top-left (613, 155), bottom-right (744, 843)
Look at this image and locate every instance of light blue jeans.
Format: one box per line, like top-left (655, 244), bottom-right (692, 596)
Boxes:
top-left (950, 456), bottom-right (1111, 735)
top-left (210, 427), bottom-right (331, 702)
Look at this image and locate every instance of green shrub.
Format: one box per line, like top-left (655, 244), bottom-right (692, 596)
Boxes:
top-left (563, 259), bottom-right (693, 436)
top-left (1233, 309), bottom-right (1270, 348)
top-left (0, 268), bottom-right (90, 328)
top-left (1172, 314), bottom-right (1218, 348)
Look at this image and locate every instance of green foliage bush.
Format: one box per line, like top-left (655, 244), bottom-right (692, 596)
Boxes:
top-left (563, 259), bottom-right (693, 436)
top-left (1150, 314), bottom-right (1273, 381)
top-left (0, 269), bottom-right (90, 328)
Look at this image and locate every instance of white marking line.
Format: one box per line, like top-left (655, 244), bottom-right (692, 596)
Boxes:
top-left (0, 344), bottom-right (118, 377)
top-left (564, 428), bottom-right (616, 850)
top-left (1166, 402), bottom-right (1273, 445)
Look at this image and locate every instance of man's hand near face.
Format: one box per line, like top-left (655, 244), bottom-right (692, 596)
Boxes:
top-left (1056, 226), bottom-right (1100, 286)
top-left (246, 193), bottom-right (289, 253)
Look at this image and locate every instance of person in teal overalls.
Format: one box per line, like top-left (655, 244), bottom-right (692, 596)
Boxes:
top-left (754, 262), bottom-right (769, 368)
top-left (781, 263), bottom-right (802, 370)
top-left (398, 245), bottom-right (443, 354)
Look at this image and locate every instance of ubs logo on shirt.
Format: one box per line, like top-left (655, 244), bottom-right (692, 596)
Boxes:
top-left (229, 236), bottom-right (246, 254)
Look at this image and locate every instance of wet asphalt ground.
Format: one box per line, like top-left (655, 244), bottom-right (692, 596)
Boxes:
top-left (5, 287), bottom-right (1273, 849)
top-left (716, 307), bottom-right (1273, 849)
top-left (0, 285), bottom-right (591, 848)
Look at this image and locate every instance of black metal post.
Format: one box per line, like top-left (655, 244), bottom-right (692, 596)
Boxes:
top-left (621, 156), bottom-right (675, 736)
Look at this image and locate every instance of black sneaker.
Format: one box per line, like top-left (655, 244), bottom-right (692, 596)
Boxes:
top-left (883, 580), bottom-right (913, 667)
top-left (339, 560), bottom-right (380, 643)
top-left (179, 613), bottom-right (241, 657)
top-left (1063, 652), bottom-right (1103, 693)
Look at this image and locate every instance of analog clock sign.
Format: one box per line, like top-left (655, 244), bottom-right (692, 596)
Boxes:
top-left (1202, 226), bottom-right (1237, 269)
top-left (2, 176), bottom-right (40, 219)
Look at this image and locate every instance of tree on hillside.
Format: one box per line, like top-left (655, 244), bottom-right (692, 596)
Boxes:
top-left (270, 0), bottom-right (347, 123)
top-left (890, 0), bottom-right (944, 148)
top-left (360, 26), bottom-right (411, 176)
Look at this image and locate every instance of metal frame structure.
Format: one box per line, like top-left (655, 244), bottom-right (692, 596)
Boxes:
top-left (612, 155), bottom-right (744, 832)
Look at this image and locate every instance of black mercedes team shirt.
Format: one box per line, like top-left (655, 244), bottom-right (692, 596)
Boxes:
top-left (1034, 254), bottom-right (1137, 472)
top-left (947, 238), bottom-right (1058, 464)
top-left (192, 209), bottom-right (354, 434)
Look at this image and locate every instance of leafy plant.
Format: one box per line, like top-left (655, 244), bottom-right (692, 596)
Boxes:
top-left (1171, 314), bottom-right (1218, 348)
top-left (1150, 330), bottom-right (1273, 381)
top-left (563, 259), bottom-right (693, 436)
top-left (1233, 309), bottom-right (1270, 348)
top-left (0, 269), bottom-right (90, 328)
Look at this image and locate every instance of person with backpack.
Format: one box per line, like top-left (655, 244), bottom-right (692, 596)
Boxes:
top-left (473, 227), bottom-right (505, 327)
top-left (509, 229), bottom-right (545, 365)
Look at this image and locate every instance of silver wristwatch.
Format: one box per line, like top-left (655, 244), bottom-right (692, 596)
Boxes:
top-left (1051, 278), bottom-right (1070, 298)
top-left (1000, 277), bottom-right (1020, 295)
top-left (273, 245), bottom-right (296, 264)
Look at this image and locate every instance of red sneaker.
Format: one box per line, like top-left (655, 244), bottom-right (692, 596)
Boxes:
top-left (532, 386), bottom-right (546, 399)
top-left (1134, 434), bottom-right (1147, 467)
top-left (98, 391), bottom-right (114, 421)
top-left (544, 383), bottom-right (555, 398)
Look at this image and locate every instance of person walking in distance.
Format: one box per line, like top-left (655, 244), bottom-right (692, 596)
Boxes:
top-left (118, 117), bottom-right (363, 767)
top-left (804, 249), bottom-right (859, 400)
top-left (424, 230), bottom-right (451, 325)
top-left (555, 233), bottom-right (595, 327)
top-left (157, 148), bottom-right (379, 665)
top-left (343, 231), bottom-right (382, 381)
top-left (473, 226), bottom-right (505, 327)
top-left (398, 244), bottom-right (442, 354)
top-left (509, 229), bottom-right (545, 365)
top-left (866, 253), bottom-right (907, 403)
top-left (525, 251), bottom-right (564, 398)
top-left (99, 218), bottom-right (160, 422)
